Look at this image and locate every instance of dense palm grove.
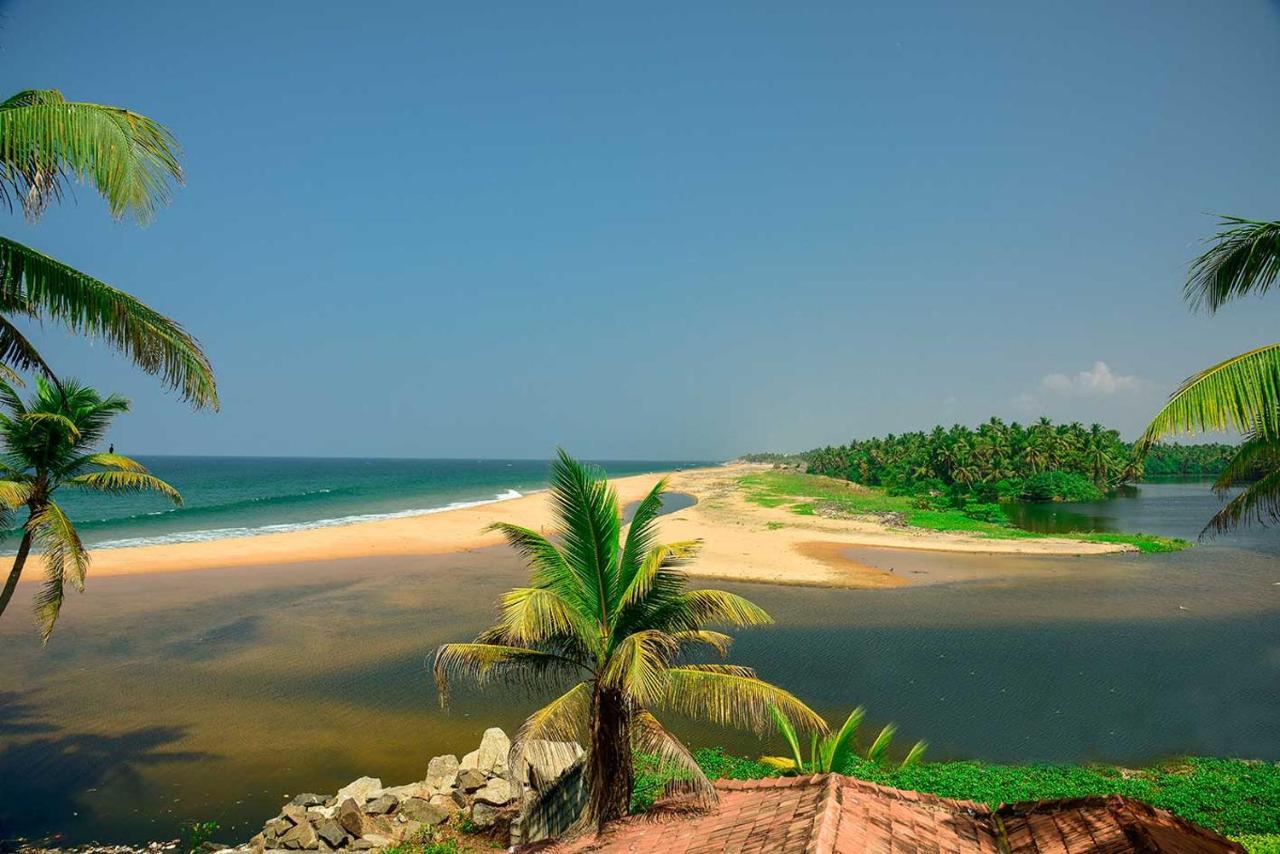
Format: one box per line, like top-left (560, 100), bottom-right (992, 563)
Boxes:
top-left (803, 419), bottom-right (1234, 505)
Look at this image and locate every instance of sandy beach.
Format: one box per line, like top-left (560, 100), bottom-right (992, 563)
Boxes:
top-left (46, 464), bottom-right (1130, 589)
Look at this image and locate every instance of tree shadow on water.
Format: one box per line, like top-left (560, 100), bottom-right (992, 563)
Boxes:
top-left (0, 692), bottom-right (213, 846)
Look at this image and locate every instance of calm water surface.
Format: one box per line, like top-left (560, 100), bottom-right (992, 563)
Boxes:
top-left (0, 479), bottom-right (1277, 844)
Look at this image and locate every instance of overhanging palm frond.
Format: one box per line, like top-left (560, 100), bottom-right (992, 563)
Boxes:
top-left (0, 314), bottom-right (52, 379)
top-left (493, 586), bottom-right (594, 648)
top-left (1140, 343), bottom-right (1280, 444)
top-left (661, 665), bottom-right (826, 735)
top-left (1212, 432), bottom-right (1280, 494)
top-left (1186, 216), bottom-right (1280, 313)
top-left (0, 237), bottom-right (217, 409)
top-left (632, 710), bottom-right (717, 808)
top-left (432, 642), bottom-right (581, 705)
top-left (60, 452), bottom-right (148, 475)
top-left (1201, 469), bottom-right (1280, 539)
top-left (665, 589), bottom-right (774, 631)
top-left (511, 680), bottom-right (592, 769)
top-left (0, 90), bottom-right (182, 222)
top-left (66, 470), bottom-right (182, 503)
top-left (28, 499), bottom-right (88, 643)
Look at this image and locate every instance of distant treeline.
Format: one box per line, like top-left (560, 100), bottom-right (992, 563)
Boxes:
top-left (747, 420), bottom-right (1237, 504)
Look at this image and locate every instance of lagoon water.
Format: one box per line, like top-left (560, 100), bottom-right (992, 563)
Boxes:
top-left (1, 473), bottom-right (1277, 844)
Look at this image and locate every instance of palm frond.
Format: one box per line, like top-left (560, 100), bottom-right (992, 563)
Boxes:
top-left (549, 449), bottom-right (621, 626)
top-left (665, 589), bottom-right (774, 631)
top-left (1201, 469), bottom-right (1280, 539)
top-left (0, 238), bottom-right (217, 409)
top-left (617, 478), bottom-right (668, 594)
top-left (432, 642), bottom-right (581, 706)
top-left (28, 499), bottom-right (88, 643)
top-left (1186, 216), bottom-right (1280, 313)
top-left (1140, 342), bottom-right (1280, 443)
top-left (0, 314), bottom-right (53, 379)
top-left (866, 723), bottom-right (897, 764)
top-left (1211, 432), bottom-right (1280, 493)
top-left (758, 755), bottom-right (799, 772)
top-left (900, 740), bottom-right (928, 769)
top-left (492, 586), bottom-right (594, 651)
top-left (510, 680), bottom-right (592, 777)
top-left (59, 452), bottom-right (148, 476)
top-left (0, 479), bottom-right (31, 508)
top-left (768, 704), bottom-right (805, 770)
top-left (0, 90), bottom-right (182, 221)
top-left (822, 706), bottom-right (865, 773)
top-left (66, 470), bottom-right (182, 504)
top-left (669, 629), bottom-right (733, 656)
top-left (631, 709), bottom-right (717, 808)
top-left (600, 630), bottom-right (679, 704)
top-left (618, 540), bottom-right (701, 611)
top-left (20, 411), bottom-right (80, 440)
top-left (660, 666), bottom-right (825, 735)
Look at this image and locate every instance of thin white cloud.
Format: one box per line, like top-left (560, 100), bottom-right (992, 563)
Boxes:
top-left (1040, 361), bottom-right (1142, 397)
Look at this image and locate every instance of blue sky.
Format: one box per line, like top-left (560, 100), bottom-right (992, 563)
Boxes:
top-left (3, 0), bottom-right (1279, 459)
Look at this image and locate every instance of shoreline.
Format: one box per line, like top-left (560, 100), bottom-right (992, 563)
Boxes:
top-left (26, 464), bottom-right (1139, 589)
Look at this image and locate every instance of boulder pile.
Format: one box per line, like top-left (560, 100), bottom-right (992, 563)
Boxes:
top-left (238, 729), bottom-right (582, 853)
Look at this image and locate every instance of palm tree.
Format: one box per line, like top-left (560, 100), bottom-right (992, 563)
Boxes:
top-left (0, 377), bottom-right (180, 641)
top-left (0, 89), bottom-right (216, 406)
top-left (433, 450), bottom-right (823, 830)
top-left (1141, 216), bottom-right (1280, 534)
top-left (760, 705), bottom-right (926, 775)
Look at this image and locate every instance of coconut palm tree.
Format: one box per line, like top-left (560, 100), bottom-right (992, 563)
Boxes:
top-left (760, 705), bottom-right (927, 775)
top-left (0, 377), bottom-right (180, 641)
top-left (0, 89), bottom-right (216, 407)
top-left (433, 450), bottom-right (823, 830)
top-left (1141, 215), bottom-right (1280, 534)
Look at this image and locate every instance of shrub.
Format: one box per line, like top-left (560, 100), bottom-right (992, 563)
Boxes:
top-left (1022, 471), bottom-right (1103, 502)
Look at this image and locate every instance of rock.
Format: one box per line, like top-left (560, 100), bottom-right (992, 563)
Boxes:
top-left (313, 820), bottom-right (348, 849)
top-left (521, 740), bottom-right (585, 790)
top-left (359, 815), bottom-right (394, 838)
top-left (249, 834), bottom-right (266, 854)
top-left (395, 820), bottom-right (422, 841)
top-left (428, 791), bottom-right (464, 810)
top-left (457, 768), bottom-right (487, 792)
top-left (335, 799), bottom-right (364, 837)
top-left (278, 821), bottom-right (318, 851)
top-left (290, 794), bottom-right (327, 808)
top-left (334, 777), bottom-right (382, 805)
top-left (396, 798), bottom-right (451, 826)
top-left (363, 794), bottom-right (398, 815)
top-left (306, 806), bottom-right (336, 821)
top-left (423, 754), bottom-right (459, 791)
top-left (469, 801), bottom-right (502, 830)
top-left (281, 806), bottom-right (309, 826)
top-left (383, 783), bottom-right (431, 802)
top-left (357, 835), bottom-right (392, 849)
top-left (263, 819), bottom-right (292, 841)
top-left (470, 728), bottom-right (510, 776)
top-left (349, 841), bottom-right (375, 851)
top-left (473, 778), bottom-right (513, 806)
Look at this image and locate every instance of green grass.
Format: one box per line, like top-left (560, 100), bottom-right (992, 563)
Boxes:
top-left (1235, 835), bottom-right (1280, 853)
top-left (634, 749), bottom-right (1280, 839)
top-left (741, 471), bottom-right (1188, 553)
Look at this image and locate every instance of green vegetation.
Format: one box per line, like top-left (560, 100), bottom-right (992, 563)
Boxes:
top-left (805, 418), bottom-right (1144, 502)
top-left (181, 820), bottom-right (220, 854)
top-left (633, 748), bottom-right (1280, 841)
top-left (0, 378), bottom-right (182, 640)
top-left (0, 89), bottom-right (217, 407)
top-left (433, 451), bottom-right (823, 831)
top-left (1141, 215), bottom-right (1280, 538)
top-left (760, 705), bottom-right (926, 775)
top-left (1142, 442), bottom-right (1240, 476)
top-left (741, 469), bottom-right (1187, 552)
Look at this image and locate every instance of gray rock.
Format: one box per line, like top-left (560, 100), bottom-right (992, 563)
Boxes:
top-left (263, 819), bottom-right (292, 841)
top-left (313, 820), bottom-right (348, 849)
top-left (383, 783), bottom-right (431, 802)
top-left (473, 778), bottom-right (513, 806)
top-left (335, 798), bottom-right (364, 837)
top-left (423, 754), bottom-right (459, 791)
top-left (459, 728), bottom-right (510, 776)
top-left (363, 794), bottom-right (399, 815)
top-left (349, 841), bottom-right (375, 851)
top-left (306, 806), bottom-right (336, 821)
top-left (428, 791), bottom-right (464, 810)
top-left (457, 768), bottom-right (487, 792)
top-left (396, 798), bottom-right (450, 826)
top-left (289, 794), bottom-right (327, 808)
top-left (469, 801), bottom-right (501, 830)
top-left (278, 821), bottom-right (318, 851)
top-left (334, 777), bottom-right (382, 806)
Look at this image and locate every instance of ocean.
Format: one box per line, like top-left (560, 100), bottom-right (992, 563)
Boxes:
top-left (21, 456), bottom-right (712, 550)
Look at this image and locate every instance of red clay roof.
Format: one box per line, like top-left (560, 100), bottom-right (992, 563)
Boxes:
top-left (539, 774), bottom-right (1242, 853)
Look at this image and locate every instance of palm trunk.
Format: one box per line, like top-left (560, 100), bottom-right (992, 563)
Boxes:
top-left (583, 686), bottom-right (634, 831)
top-left (0, 529), bottom-right (34, 621)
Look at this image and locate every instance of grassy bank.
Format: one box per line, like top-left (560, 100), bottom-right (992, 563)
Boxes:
top-left (740, 470), bottom-right (1188, 553)
top-left (634, 749), bottom-right (1280, 850)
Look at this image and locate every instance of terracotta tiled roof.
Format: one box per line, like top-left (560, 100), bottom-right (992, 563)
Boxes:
top-left (536, 774), bottom-right (1243, 853)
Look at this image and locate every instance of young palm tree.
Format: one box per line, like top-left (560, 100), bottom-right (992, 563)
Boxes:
top-left (1141, 215), bottom-right (1280, 534)
top-left (0, 89), bottom-right (217, 407)
top-left (0, 378), bottom-right (181, 641)
top-left (433, 450), bottom-right (823, 830)
top-left (760, 705), bottom-right (927, 775)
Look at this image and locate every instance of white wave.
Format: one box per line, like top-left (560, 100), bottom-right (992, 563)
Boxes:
top-left (77, 488), bottom-right (531, 552)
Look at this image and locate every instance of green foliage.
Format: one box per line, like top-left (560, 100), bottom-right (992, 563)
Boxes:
top-left (1142, 442), bottom-right (1240, 476)
top-left (632, 747), bottom-right (776, 813)
top-left (805, 418), bottom-right (1142, 499)
top-left (181, 820), bottom-right (220, 854)
top-left (1021, 471), bottom-right (1103, 502)
top-left (742, 470), bottom-right (1187, 552)
top-left (0, 378), bottom-right (181, 640)
top-left (1234, 835), bottom-right (1280, 854)
top-left (760, 705), bottom-right (926, 775)
top-left (632, 750), bottom-right (1280, 838)
top-left (0, 89), bottom-right (218, 408)
top-left (434, 451), bottom-right (823, 827)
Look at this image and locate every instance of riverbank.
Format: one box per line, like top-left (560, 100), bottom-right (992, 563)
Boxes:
top-left (24, 464), bottom-right (1179, 591)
